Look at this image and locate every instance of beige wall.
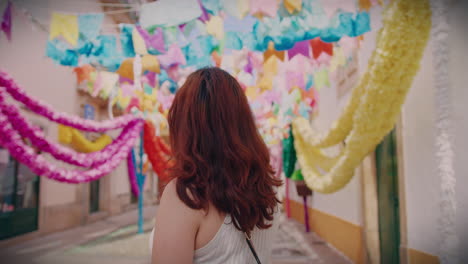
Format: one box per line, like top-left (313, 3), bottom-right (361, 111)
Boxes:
top-left (0, 0), bottom-right (147, 237)
top-left (0, 1), bottom-right (80, 207)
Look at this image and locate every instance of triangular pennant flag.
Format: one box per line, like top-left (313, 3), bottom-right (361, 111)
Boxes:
top-left (264, 42), bottom-right (285, 61)
top-left (314, 69), bottom-right (330, 90)
top-left (358, 0), bottom-right (372, 11)
top-left (283, 0), bottom-right (302, 14)
top-left (1, 1), bottom-right (12, 40)
top-left (250, 0), bottom-right (278, 17)
top-left (49, 13), bottom-right (79, 46)
top-left (132, 27), bottom-right (148, 55)
top-left (287, 40), bottom-right (310, 59)
top-left (310, 38), bottom-right (333, 60)
top-left (205, 15), bottom-right (224, 40)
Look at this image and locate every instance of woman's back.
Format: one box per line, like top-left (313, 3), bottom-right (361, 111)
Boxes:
top-left (150, 213), bottom-right (279, 263)
top-left (194, 213), bottom-right (278, 264)
top-left (150, 180), bottom-right (280, 263)
top-left (151, 67), bottom-right (282, 263)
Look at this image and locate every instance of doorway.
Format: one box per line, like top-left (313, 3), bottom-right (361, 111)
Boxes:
top-left (82, 103), bottom-right (100, 214)
top-left (375, 129), bottom-right (401, 264)
top-left (89, 180), bottom-right (100, 213)
top-left (0, 146), bottom-right (40, 240)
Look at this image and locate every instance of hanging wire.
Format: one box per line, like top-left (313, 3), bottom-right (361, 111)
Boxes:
top-left (16, 0), bottom-right (140, 8)
top-left (13, 0), bottom-right (142, 31)
top-left (12, 4), bottom-right (141, 16)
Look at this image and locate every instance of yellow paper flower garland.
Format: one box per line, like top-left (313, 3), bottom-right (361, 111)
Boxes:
top-left (293, 0), bottom-right (432, 193)
top-left (58, 125), bottom-right (112, 153)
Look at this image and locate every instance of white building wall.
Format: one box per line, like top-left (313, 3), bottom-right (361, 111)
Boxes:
top-left (359, 1), bottom-right (468, 259)
top-left (290, 1), bottom-right (468, 259)
top-left (400, 40), bottom-right (440, 256)
top-left (450, 1), bottom-right (468, 262)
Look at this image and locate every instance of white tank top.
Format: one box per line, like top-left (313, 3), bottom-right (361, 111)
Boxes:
top-left (149, 213), bottom-right (279, 263)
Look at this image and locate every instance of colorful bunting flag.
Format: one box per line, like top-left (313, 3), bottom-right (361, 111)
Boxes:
top-left (224, 0), bottom-right (249, 19)
top-left (358, 0), bottom-right (372, 11)
top-left (250, 0), bottom-right (278, 17)
top-left (314, 69), bottom-right (330, 90)
top-left (201, 0), bottom-right (222, 15)
top-left (49, 13), bottom-right (79, 46)
top-left (78, 14), bottom-right (104, 40)
top-left (73, 65), bottom-right (95, 84)
top-left (283, 0), bottom-right (302, 14)
top-left (310, 38), bottom-right (333, 60)
top-left (197, 0), bottom-right (210, 22)
top-left (1, 1), bottom-right (12, 41)
top-left (264, 42), bottom-right (285, 61)
top-left (132, 27), bottom-right (148, 55)
top-left (329, 46), bottom-right (346, 72)
top-left (136, 26), bottom-right (166, 54)
top-left (205, 15), bottom-right (224, 40)
top-left (287, 40), bottom-right (310, 59)
top-left (158, 44), bottom-right (187, 69)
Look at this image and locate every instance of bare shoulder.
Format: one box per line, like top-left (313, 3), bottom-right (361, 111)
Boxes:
top-left (152, 179), bottom-right (202, 262)
top-left (159, 179), bottom-right (179, 203)
top-left (157, 179), bottom-right (203, 225)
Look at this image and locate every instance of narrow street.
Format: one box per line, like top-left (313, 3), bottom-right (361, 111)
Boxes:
top-left (0, 206), bottom-right (350, 264)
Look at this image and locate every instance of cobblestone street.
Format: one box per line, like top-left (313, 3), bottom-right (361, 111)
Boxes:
top-left (0, 206), bottom-right (349, 264)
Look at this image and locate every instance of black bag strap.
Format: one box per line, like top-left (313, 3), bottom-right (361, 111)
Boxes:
top-left (245, 233), bottom-right (262, 264)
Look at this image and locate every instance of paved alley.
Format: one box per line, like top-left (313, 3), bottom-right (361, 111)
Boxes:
top-left (0, 206), bottom-right (350, 264)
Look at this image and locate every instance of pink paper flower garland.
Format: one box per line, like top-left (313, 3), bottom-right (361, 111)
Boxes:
top-left (0, 112), bottom-right (143, 183)
top-left (0, 70), bottom-right (145, 183)
top-left (0, 71), bottom-right (136, 132)
top-left (0, 92), bottom-right (140, 167)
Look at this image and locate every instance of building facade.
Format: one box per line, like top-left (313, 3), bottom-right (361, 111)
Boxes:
top-left (0, 2), bottom-right (158, 246)
top-left (286, 1), bottom-right (468, 263)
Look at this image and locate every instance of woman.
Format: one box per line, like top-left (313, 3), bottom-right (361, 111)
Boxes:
top-left (150, 67), bottom-right (282, 263)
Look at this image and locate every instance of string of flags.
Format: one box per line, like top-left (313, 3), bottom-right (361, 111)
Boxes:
top-left (1, 0), bottom-right (379, 145)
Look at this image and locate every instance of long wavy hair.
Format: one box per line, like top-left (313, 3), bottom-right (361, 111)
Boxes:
top-left (168, 67), bottom-right (282, 235)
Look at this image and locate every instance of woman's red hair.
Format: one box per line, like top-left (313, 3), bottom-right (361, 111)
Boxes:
top-left (168, 67), bottom-right (282, 235)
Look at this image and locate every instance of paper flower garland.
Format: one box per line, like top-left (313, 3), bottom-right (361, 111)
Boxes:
top-left (143, 120), bottom-right (173, 182)
top-left (292, 0), bottom-right (432, 193)
top-left (0, 94), bottom-right (138, 168)
top-left (58, 125), bottom-right (112, 153)
top-left (0, 71), bottom-right (144, 183)
top-left (0, 112), bottom-right (143, 183)
top-left (0, 71), bottom-right (137, 132)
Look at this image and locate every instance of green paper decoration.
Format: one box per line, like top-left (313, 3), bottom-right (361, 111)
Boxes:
top-left (282, 126), bottom-right (297, 178)
top-left (291, 169), bottom-right (304, 181)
